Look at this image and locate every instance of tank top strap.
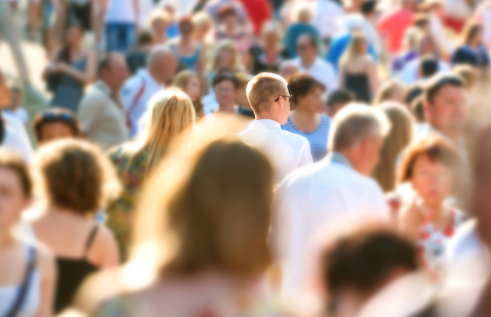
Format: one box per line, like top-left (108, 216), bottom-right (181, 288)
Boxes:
top-left (84, 224), bottom-right (99, 256)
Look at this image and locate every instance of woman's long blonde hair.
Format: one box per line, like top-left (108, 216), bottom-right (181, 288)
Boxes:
top-left (211, 39), bottom-right (242, 71)
top-left (340, 32), bottom-right (368, 68)
top-left (172, 71), bottom-right (205, 119)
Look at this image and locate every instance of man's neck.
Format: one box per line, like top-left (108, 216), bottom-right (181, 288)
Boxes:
top-left (301, 56), bottom-right (316, 69)
top-left (218, 103), bottom-right (236, 113)
top-left (256, 113), bottom-right (281, 123)
top-left (148, 68), bottom-right (164, 86)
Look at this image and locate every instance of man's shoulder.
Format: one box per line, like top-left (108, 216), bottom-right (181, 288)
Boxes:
top-left (278, 129), bottom-right (310, 145)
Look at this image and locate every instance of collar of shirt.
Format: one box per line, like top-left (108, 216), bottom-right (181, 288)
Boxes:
top-left (137, 68), bottom-right (162, 88)
top-left (326, 151), bottom-right (352, 169)
top-left (95, 80), bottom-right (112, 96)
top-left (249, 119), bottom-right (281, 130)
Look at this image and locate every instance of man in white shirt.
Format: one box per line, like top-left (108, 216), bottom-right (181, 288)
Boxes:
top-left (292, 34), bottom-right (338, 95)
top-left (1, 112), bottom-right (33, 163)
top-left (239, 73), bottom-right (313, 184)
top-left (273, 104), bottom-right (390, 295)
top-left (120, 45), bottom-right (178, 137)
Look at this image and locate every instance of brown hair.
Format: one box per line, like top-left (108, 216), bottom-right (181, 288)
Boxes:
top-left (0, 150), bottom-right (32, 196)
top-left (246, 73), bottom-right (287, 115)
top-left (461, 21), bottom-right (482, 46)
top-left (374, 80), bottom-right (406, 105)
top-left (172, 71), bottom-right (204, 118)
top-left (397, 136), bottom-right (461, 187)
top-left (34, 139), bottom-right (120, 215)
top-left (33, 108), bottom-right (83, 143)
top-left (372, 103), bottom-right (413, 192)
top-left (287, 73), bottom-right (325, 107)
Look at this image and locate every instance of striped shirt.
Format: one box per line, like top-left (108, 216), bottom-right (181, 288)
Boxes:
top-left (281, 115), bottom-right (331, 162)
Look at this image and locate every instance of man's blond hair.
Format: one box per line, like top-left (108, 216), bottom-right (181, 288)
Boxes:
top-left (246, 73), bottom-right (287, 115)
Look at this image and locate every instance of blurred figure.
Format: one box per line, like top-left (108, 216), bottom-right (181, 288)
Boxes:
top-left (282, 74), bottom-right (331, 162)
top-left (170, 16), bottom-right (205, 74)
top-left (234, 73), bottom-right (255, 118)
top-left (33, 108), bottom-right (83, 146)
top-left (108, 89), bottom-right (195, 259)
top-left (2, 86), bottom-right (29, 125)
top-left (377, 0), bottom-right (415, 54)
top-left (121, 45), bottom-right (179, 137)
top-left (215, 4), bottom-right (253, 53)
top-left (417, 55), bottom-right (440, 81)
top-left (148, 9), bottom-right (172, 44)
top-left (320, 224), bottom-right (419, 317)
top-left (311, 0), bottom-right (346, 44)
top-left (172, 70), bottom-right (205, 119)
top-left (325, 88), bottom-right (355, 118)
top-left (451, 22), bottom-right (490, 70)
top-left (374, 80), bottom-right (407, 105)
top-left (0, 150), bottom-right (55, 317)
top-left (239, 73), bottom-right (312, 184)
top-left (78, 54), bottom-right (130, 150)
top-left (273, 105), bottom-right (390, 294)
top-left (278, 60), bottom-right (299, 79)
top-left (247, 21), bottom-right (290, 75)
top-left (208, 39), bottom-right (243, 86)
top-left (283, 4), bottom-right (319, 58)
top-left (100, 0), bottom-right (138, 52)
top-left (125, 29), bottom-right (155, 75)
top-left (193, 11), bottom-right (214, 46)
top-left (372, 103), bottom-right (414, 193)
top-left (452, 64), bottom-right (477, 91)
top-left (43, 22), bottom-right (96, 113)
top-left (395, 136), bottom-right (463, 273)
top-left (78, 138), bottom-right (282, 317)
top-left (339, 32), bottom-right (379, 103)
top-left (292, 34), bottom-right (338, 95)
top-left (1, 111), bottom-right (34, 163)
top-left (30, 140), bottom-right (120, 314)
top-left (208, 72), bottom-right (239, 114)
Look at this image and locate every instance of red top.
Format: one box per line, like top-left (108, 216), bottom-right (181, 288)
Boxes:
top-left (377, 8), bottom-right (414, 53)
top-left (236, 0), bottom-right (272, 35)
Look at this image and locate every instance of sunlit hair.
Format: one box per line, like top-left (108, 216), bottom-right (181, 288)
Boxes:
top-left (452, 64), bottom-right (477, 89)
top-left (132, 116), bottom-right (273, 277)
top-left (261, 21), bottom-right (283, 42)
top-left (0, 150), bottom-right (32, 196)
top-left (461, 21), bottom-right (483, 46)
top-left (138, 88), bottom-right (196, 172)
top-left (148, 9), bottom-right (171, 28)
top-left (33, 139), bottom-right (121, 215)
top-left (374, 80), bottom-right (406, 105)
top-left (172, 71), bottom-right (204, 119)
top-left (211, 39), bottom-right (242, 71)
top-left (372, 103), bottom-right (414, 192)
top-left (246, 72), bottom-right (287, 115)
top-left (340, 32), bottom-right (369, 68)
top-left (294, 2), bottom-right (313, 23)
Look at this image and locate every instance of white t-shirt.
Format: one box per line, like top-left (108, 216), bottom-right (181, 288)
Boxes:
top-left (1, 113), bottom-right (33, 163)
top-left (105, 0), bottom-right (137, 24)
top-left (291, 57), bottom-right (339, 95)
top-left (3, 108), bottom-right (29, 125)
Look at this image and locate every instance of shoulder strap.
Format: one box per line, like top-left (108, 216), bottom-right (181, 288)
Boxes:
top-left (6, 246), bottom-right (37, 317)
top-left (126, 78), bottom-right (146, 129)
top-left (84, 224), bottom-right (100, 256)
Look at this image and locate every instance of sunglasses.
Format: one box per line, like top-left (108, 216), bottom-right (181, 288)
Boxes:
top-left (275, 95), bottom-right (293, 103)
top-left (40, 111), bottom-right (75, 123)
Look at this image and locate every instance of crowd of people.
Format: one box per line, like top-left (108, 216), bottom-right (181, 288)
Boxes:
top-left (1, 0), bottom-right (491, 316)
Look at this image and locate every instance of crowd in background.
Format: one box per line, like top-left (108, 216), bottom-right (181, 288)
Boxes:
top-left (1, 0), bottom-right (491, 316)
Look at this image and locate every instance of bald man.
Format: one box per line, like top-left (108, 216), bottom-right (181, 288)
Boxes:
top-left (120, 45), bottom-right (179, 137)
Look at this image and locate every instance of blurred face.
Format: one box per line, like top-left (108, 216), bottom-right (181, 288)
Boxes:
top-left (279, 64), bottom-right (299, 79)
top-left (410, 155), bottom-right (453, 207)
top-left (297, 37), bottom-right (316, 61)
top-left (103, 56), bottom-right (129, 91)
top-left (222, 12), bottom-right (238, 29)
top-left (419, 38), bottom-right (437, 55)
top-left (263, 31), bottom-right (279, 48)
top-left (0, 167), bottom-right (29, 231)
top-left (360, 134), bottom-right (383, 175)
top-left (156, 53), bottom-right (179, 84)
top-left (9, 90), bottom-right (22, 109)
top-left (297, 87), bottom-right (325, 113)
top-left (214, 80), bottom-right (237, 107)
top-left (218, 48), bottom-right (234, 68)
top-left (65, 26), bottom-right (83, 46)
top-left (185, 76), bottom-right (202, 101)
top-left (471, 27), bottom-right (483, 46)
top-left (152, 19), bottom-right (168, 34)
top-left (426, 85), bottom-right (467, 137)
top-left (326, 102), bottom-right (348, 118)
top-left (180, 22), bottom-right (195, 38)
top-left (39, 122), bottom-right (74, 144)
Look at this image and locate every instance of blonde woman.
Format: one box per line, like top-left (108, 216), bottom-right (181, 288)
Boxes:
top-left (374, 80), bottom-right (407, 105)
top-left (172, 70), bottom-right (205, 119)
top-left (208, 39), bottom-right (243, 85)
top-left (339, 32), bottom-right (379, 103)
top-left (107, 88), bottom-right (196, 260)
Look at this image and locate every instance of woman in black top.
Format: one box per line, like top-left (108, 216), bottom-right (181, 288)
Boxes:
top-left (246, 21), bottom-right (290, 75)
top-left (451, 21), bottom-right (490, 70)
top-left (30, 139), bottom-right (120, 313)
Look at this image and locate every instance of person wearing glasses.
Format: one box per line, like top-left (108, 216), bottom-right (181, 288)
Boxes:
top-left (239, 73), bottom-right (312, 185)
top-left (32, 109), bottom-right (83, 146)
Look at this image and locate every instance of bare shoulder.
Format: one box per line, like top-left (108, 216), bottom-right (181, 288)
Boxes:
top-left (88, 224), bottom-right (120, 267)
top-left (398, 200), bottom-right (423, 238)
top-left (34, 243), bottom-right (56, 281)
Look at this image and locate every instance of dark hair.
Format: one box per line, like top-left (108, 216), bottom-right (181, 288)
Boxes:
top-left (136, 28), bottom-right (155, 46)
top-left (404, 84), bottom-right (424, 105)
top-left (424, 74), bottom-right (464, 104)
top-left (298, 33), bottom-right (317, 49)
top-left (33, 108), bottom-right (83, 143)
top-left (361, 0), bottom-right (377, 15)
top-left (322, 225), bottom-right (418, 314)
top-left (413, 13), bottom-right (429, 28)
top-left (287, 73), bottom-right (325, 106)
top-left (212, 72), bottom-right (240, 89)
top-left (218, 4), bottom-right (236, 19)
top-left (419, 55), bottom-right (439, 78)
top-left (0, 149), bottom-right (32, 196)
top-left (0, 116), bottom-right (4, 145)
top-left (97, 53), bottom-right (120, 77)
top-left (410, 96), bottom-right (426, 122)
top-left (462, 21), bottom-right (482, 46)
top-left (326, 89), bottom-right (355, 107)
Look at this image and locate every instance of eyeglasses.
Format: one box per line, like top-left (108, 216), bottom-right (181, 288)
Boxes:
top-left (274, 95), bottom-right (293, 103)
top-left (40, 111), bottom-right (75, 123)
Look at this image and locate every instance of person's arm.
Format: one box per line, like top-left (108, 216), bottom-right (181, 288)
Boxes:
top-left (94, 0), bottom-right (109, 43)
top-left (88, 225), bottom-right (120, 268)
top-left (367, 59), bottom-right (379, 96)
top-left (36, 248), bottom-right (57, 317)
top-left (398, 197), bottom-right (423, 240)
top-left (59, 50), bottom-right (97, 84)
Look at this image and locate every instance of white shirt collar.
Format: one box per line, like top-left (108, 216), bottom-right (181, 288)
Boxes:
top-left (249, 119), bottom-right (281, 130)
top-left (137, 69), bottom-right (162, 88)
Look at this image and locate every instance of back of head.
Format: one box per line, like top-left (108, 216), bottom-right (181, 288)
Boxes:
top-left (419, 55), bottom-right (439, 79)
top-left (326, 89), bottom-right (356, 108)
top-left (247, 72), bottom-right (287, 115)
top-left (295, 2), bottom-right (313, 23)
top-left (374, 80), bottom-right (406, 105)
top-left (287, 73), bottom-right (325, 107)
top-left (328, 104), bottom-right (390, 152)
top-left (148, 45), bottom-right (173, 68)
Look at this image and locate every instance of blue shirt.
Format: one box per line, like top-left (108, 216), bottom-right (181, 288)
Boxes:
top-left (281, 115), bottom-right (331, 162)
top-left (326, 33), bottom-right (378, 70)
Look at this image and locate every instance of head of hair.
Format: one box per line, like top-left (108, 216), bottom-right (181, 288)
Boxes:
top-left (246, 72), bottom-right (288, 115)
top-left (361, 0), bottom-right (377, 15)
top-left (212, 72), bottom-right (239, 89)
top-left (192, 11), bottom-right (213, 28)
top-left (340, 32), bottom-right (368, 66)
top-left (218, 4), bottom-right (237, 20)
top-left (402, 27), bottom-right (423, 52)
top-left (136, 28), bottom-right (155, 46)
top-left (97, 53), bottom-right (122, 77)
top-left (178, 15), bottom-right (194, 32)
top-left (321, 224), bottom-right (418, 314)
top-left (410, 96), bottom-right (426, 122)
top-left (404, 84), bottom-right (424, 106)
top-left (261, 21), bottom-right (283, 40)
top-left (328, 104), bottom-right (390, 152)
top-left (235, 72), bottom-right (251, 89)
top-left (299, 33), bottom-right (318, 50)
top-left (287, 73), bottom-right (325, 106)
top-left (33, 139), bottom-right (120, 215)
top-left (0, 150), bottom-right (32, 196)
top-left (413, 13), bottom-right (429, 28)
top-left (211, 39), bottom-right (241, 71)
top-left (374, 80), bottom-right (406, 105)
top-left (423, 73), bottom-right (464, 104)
top-left (419, 55), bottom-right (439, 78)
top-left (372, 103), bottom-right (414, 192)
top-left (326, 89), bottom-right (356, 108)
top-left (172, 70), bottom-right (204, 118)
top-left (295, 2), bottom-right (313, 23)
top-left (148, 9), bottom-right (171, 27)
top-left (461, 21), bottom-right (482, 46)
top-left (33, 108), bottom-right (83, 143)
top-left (147, 45), bottom-right (173, 68)
top-left (397, 136), bottom-right (461, 189)
top-left (452, 64), bottom-right (477, 89)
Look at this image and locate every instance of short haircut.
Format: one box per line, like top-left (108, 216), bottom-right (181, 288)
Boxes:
top-left (287, 73), bottom-right (325, 106)
top-left (97, 53), bottom-right (121, 77)
top-left (34, 139), bottom-right (120, 215)
top-left (136, 28), bottom-right (155, 46)
top-left (419, 55), bottom-right (439, 78)
top-left (246, 72), bottom-right (288, 115)
top-left (328, 104), bottom-right (390, 151)
top-left (0, 149), bottom-right (32, 196)
top-left (212, 72), bottom-right (239, 89)
top-left (32, 108), bottom-right (83, 143)
top-left (410, 96), bottom-right (426, 122)
top-left (424, 73), bottom-right (464, 104)
top-left (321, 225), bottom-right (418, 314)
top-left (326, 89), bottom-right (356, 107)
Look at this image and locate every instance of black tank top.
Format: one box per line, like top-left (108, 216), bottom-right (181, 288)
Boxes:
top-left (54, 224), bottom-right (100, 313)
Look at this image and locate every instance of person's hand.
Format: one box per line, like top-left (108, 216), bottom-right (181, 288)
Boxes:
top-left (56, 62), bottom-right (69, 73)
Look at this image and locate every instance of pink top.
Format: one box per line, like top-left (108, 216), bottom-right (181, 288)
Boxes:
top-left (378, 8), bottom-right (414, 54)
